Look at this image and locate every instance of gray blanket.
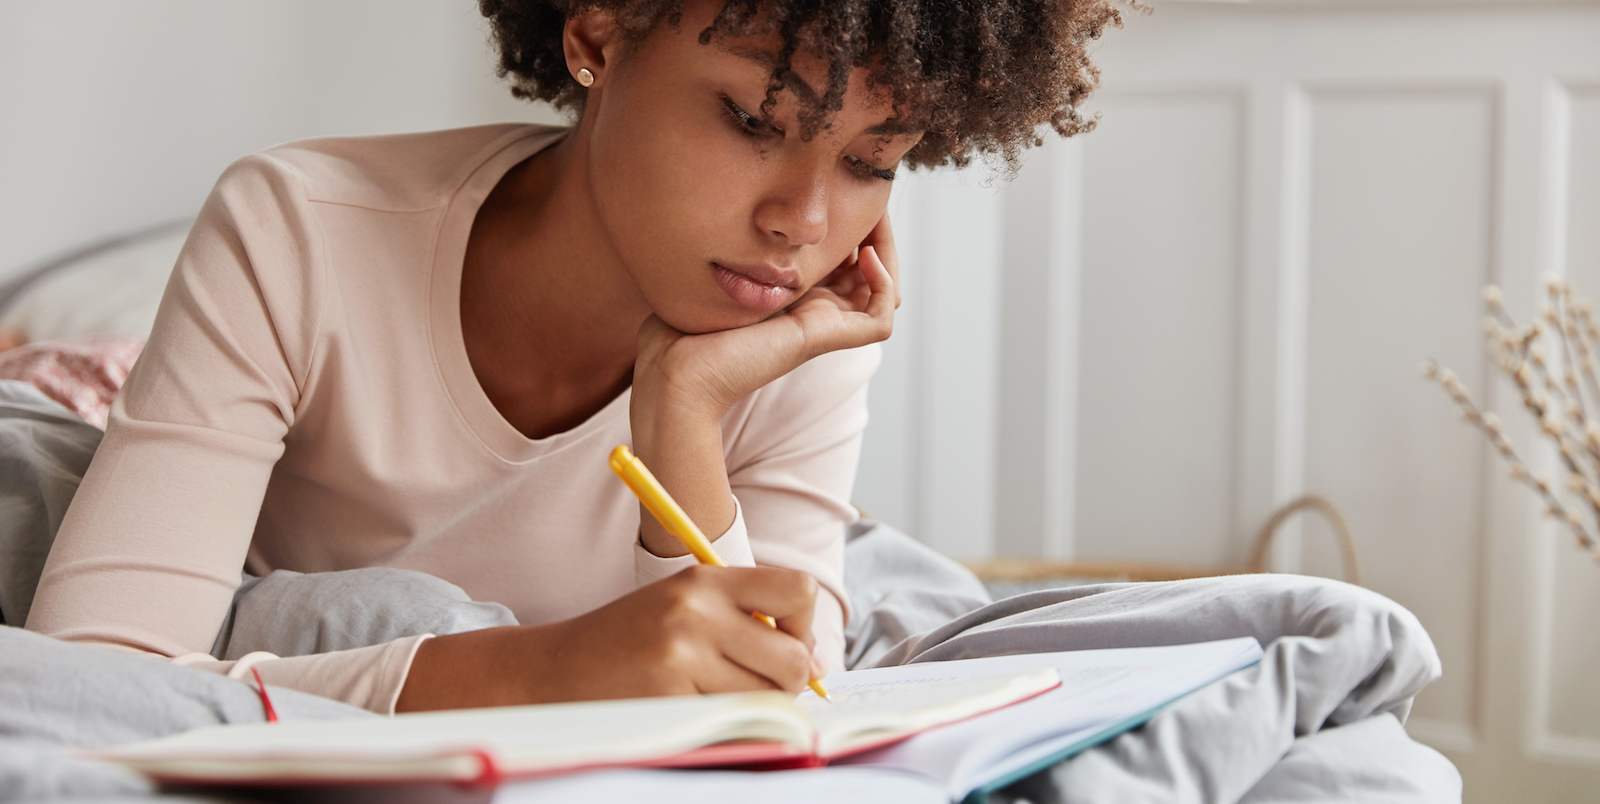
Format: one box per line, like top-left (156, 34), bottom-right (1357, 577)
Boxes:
top-left (858, 569), bottom-right (1460, 802)
top-left (0, 380), bottom-right (1459, 802)
top-left (0, 382), bottom-right (101, 628)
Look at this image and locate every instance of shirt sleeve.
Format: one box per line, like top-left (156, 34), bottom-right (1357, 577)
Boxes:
top-left (721, 343), bottom-right (881, 675)
top-left (633, 495), bottom-right (756, 585)
top-left (26, 154), bottom-right (419, 713)
top-left (172, 636), bottom-right (431, 714)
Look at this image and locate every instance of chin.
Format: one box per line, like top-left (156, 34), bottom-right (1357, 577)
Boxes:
top-left (661, 312), bottom-right (765, 336)
top-left (654, 300), bottom-right (772, 336)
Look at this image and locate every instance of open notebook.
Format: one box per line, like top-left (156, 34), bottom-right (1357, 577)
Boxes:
top-left (827, 636), bottom-right (1264, 803)
top-left (88, 666), bottom-right (1060, 785)
top-left (92, 637), bottom-right (1261, 800)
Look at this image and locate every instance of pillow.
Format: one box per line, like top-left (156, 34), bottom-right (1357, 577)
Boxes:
top-left (0, 221), bottom-right (189, 343)
top-left (0, 336), bottom-right (145, 429)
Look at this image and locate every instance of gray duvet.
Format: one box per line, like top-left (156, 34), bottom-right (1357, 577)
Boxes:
top-left (0, 381), bottom-right (1460, 802)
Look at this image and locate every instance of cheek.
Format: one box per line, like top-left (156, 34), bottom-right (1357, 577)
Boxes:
top-left (590, 112), bottom-right (752, 267)
top-left (814, 188), bottom-right (890, 270)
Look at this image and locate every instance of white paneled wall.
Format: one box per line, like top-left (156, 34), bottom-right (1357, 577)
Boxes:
top-left (1303, 88), bottom-right (1497, 735)
top-left (895, 169), bottom-right (1007, 559)
top-left (0, 0), bottom-right (560, 280)
top-left (1076, 92), bottom-right (1247, 565)
top-left (858, 141), bottom-right (1084, 560)
top-left (855, 2), bottom-right (1600, 799)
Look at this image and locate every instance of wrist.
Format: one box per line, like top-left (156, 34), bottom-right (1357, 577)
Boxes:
top-left (629, 379), bottom-right (727, 452)
top-left (627, 388), bottom-right (735, 559)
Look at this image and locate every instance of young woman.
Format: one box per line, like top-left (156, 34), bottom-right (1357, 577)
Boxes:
top-left (26, 0), bottom-right (1120, 714)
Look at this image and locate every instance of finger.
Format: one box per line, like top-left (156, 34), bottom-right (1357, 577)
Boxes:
top-left (645, 602), bottom-right (783, 695)
top-left (819, 249), bottom-right (863, 293)
top-left (750, 608), bottom-right (815, 652)
top-left (822, 265), bottom-right (865, 299)
top-left (633, 313), bottom-right (684, 363)
top-left (858, 245), bottom-right (897, 324)
top-left (847, 264), bottom-right (872, 310)
top-left (715, 566), bottom-right (817, 644)
top-left (863, 214), bottom-right (902, 308)
top-left (711, 609), bottom-right (813, 693)
top-left (692, 634), bottom-right (795, 694)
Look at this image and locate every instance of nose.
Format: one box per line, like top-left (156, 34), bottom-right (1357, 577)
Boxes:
top-left (753, 161), bottom-right (829, 247)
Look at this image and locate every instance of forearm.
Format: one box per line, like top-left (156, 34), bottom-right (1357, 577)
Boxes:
top-left (628, 385), bottom-right (736, 558)
top-left (396, 626), bottom-right (551, 712)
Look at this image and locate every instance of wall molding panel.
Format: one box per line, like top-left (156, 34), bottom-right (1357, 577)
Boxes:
top-left (1526, 80), bottom-right (1600, 764)
top-left (1270, 84), bottom-right (1314, 573)
top-left (1305, 83), bottom-right (1499, 740)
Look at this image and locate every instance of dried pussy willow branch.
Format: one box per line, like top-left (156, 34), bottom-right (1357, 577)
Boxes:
top-left (1423, 276), bottom-right (1600, 564)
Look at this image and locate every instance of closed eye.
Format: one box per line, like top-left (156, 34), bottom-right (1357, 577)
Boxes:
top-left (721, 95), bottom-right (778, 138)
top-left (722, 92), bottom-right (895, 181)
top-left (847, 155), bottom-right (896, 182)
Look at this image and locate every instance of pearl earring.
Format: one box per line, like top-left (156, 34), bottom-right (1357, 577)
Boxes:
top-left (577, 68), bottom-right (595, 87)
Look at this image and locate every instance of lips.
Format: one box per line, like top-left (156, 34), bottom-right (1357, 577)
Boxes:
top-left (711, 261), bottom-right (800, 314)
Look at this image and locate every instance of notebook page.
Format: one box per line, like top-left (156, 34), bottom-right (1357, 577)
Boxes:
top-left (93, 690), bottom-right (812, 782)
top-left (826, 637), bottom-right (1264, 799)
top-left (800, 667), bottom-right (1060, 756)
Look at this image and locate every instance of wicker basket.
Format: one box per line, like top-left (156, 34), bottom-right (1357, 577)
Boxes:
top-left (962, 495), bottom-right (1361, 592)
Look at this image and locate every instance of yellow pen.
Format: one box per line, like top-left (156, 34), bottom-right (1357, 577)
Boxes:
top-left (608, 445), bottom-right (832, 701)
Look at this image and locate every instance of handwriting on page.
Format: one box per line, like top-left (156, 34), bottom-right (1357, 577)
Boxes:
top-left (818, 677), bottom-right (956, 705)
top-left (802, 663), bottom-right (1140, 711)
top-left (1063, 665), bottom-right (1135, 687)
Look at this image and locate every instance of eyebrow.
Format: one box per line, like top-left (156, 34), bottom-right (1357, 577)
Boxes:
top-left (723, 47), bottom-right (921, 139)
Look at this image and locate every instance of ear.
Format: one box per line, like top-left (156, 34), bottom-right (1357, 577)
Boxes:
top-left (563, 8), bottom-right (622, 87)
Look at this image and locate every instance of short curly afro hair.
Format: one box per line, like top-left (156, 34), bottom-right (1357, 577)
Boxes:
top-left (479, 0), bottom-right (1124, 171)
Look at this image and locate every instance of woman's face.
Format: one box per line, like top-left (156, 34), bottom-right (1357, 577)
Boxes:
top-left (580, 1), bottom-right (921, 335)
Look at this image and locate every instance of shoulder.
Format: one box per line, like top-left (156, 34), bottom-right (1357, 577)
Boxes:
top-left (235, 124), bottom-right (568, 212)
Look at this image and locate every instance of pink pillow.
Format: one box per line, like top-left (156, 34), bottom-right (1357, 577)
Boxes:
top-left (0, 336), bottom-right (145, 428)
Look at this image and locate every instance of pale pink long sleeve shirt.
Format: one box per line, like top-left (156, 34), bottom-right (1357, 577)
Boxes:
top-left (28, 124), bottom-right (871, 713)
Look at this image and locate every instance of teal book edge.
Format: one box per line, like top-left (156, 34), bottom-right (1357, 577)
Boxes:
top-left (959, 659), bottom-right (1263, 804)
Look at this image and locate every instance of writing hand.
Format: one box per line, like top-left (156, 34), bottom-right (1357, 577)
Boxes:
top-left (396, 564), bottom-right (819, 711)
